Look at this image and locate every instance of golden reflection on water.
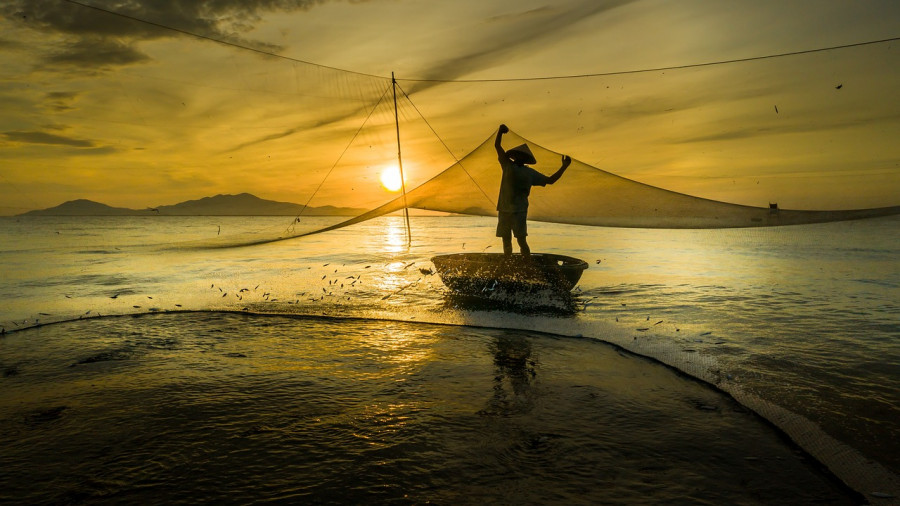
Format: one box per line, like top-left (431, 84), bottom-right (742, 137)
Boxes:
top-left (381, 216), bottom-right (408, 255)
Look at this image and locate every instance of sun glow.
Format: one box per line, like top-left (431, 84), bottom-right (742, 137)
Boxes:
top-left (380, 165), bottom-right (404, 192)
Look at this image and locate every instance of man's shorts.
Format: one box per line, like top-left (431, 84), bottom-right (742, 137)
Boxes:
top-left (496, 211), bottom-right (527, 238)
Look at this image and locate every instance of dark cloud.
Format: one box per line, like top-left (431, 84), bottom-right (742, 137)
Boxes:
top-left (3, 130), bottom-right (95, 147)
top-left (405, 0), bottom-right (636, 92)
top-left (67, 145), bottom-right (121, 156)
top-left (483, 6), bottom-right (555, 23)
top-left (228, 126), bottom-right (302, 152)
top-left (225, 106), bottom-right (372, 152)
top-left (45, 91), bottom-right (79, 101)
top-left (45, 37), bottom-right (151, 68)
top-left (2, 0), bottom-right (336, 69)
top-left (0, 37), bottom-right (21, 49)
top-left (674, 110), bottom-right (900, 144)
top-left (43, 91), bottom-right (81, 112)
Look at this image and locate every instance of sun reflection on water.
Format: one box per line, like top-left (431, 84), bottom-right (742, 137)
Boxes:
top-left (381, 216), bottom-right (408, 255)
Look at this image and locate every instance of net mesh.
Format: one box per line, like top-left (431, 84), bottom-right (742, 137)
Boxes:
top-left (195, 127), bottom-right (898, 249)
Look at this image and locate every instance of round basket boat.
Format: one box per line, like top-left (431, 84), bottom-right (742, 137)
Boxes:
top-left (431, 253), bottom-right (588, 295)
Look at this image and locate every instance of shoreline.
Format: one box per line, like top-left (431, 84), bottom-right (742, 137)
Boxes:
top-left (1, 310), bottom-right (886, 503)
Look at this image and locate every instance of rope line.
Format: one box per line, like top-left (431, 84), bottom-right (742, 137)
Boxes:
top-left (60, 0), bottom-right (386, 80)
top-left (60, 0), bottom-right (898, 84)
top-left (395, 36), bottom-right (900, 83)
top-left (395, 83), bottom-right (496, 209)
top-left (285, 84), bottom-right (393, 235)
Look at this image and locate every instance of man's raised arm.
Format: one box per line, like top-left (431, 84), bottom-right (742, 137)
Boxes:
top-left (495, 124), bottom-right (509, 159)
top-left (546, 155), bottom-right (572, 185)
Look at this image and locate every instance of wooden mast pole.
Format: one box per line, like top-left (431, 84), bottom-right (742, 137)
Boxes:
top-left (392, 72), bottom-right (412, 247)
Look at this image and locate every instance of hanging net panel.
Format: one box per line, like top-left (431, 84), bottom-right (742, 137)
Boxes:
top-left (192, 127), bottom-right (898, 249)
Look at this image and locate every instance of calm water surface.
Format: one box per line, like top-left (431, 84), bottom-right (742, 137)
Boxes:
top-left (0, 215), bottom-right (897, 502)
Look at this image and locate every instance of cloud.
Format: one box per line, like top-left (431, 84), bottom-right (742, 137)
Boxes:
top-left (2, 0), bottom-right (339, 70)
top-left (224, 106), bottom-right (376, 153)
top-left (0, 36), bottom-right (20, 49)
top-left (45, 37), bottom-right (151, 68)
top-left (228, 127), bottom-right (302, 153)
top-left (43, 91), bottom-right (80, 112)
top-left (404, 0), bottom-right (636, 92)
top-left (3, 130), bottom-right (95, 147)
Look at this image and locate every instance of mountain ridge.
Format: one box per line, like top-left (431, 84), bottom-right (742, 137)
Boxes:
top-left (18, 193), bottom-right (365, 216)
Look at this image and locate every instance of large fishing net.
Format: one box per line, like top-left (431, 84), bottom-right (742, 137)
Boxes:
top-left (195, 120), bottom-right (898, 248)
top-left (286, 128), bottom-right (899, 237)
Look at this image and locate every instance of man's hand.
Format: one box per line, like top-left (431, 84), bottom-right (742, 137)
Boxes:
top-left (495, 124), bottom-right (508, 157)
top-left (548, 155), bottom-right (572, 185)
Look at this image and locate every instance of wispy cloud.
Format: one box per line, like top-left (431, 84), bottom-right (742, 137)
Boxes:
top-left (45, 37), bottom-right (151, 68)
top-left (405, 0), bottom-right (636, 91)
top-left (3, 130), bottom-right (95, 147)
top-left (43, 91), bottom-right (80, 112)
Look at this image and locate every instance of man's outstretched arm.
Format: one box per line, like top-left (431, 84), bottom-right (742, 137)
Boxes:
top-left (495, 124), bottom-right (509, 159)
top-left (546, 155), bottom-right (571, 184)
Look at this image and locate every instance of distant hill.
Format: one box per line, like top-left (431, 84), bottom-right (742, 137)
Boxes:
top-left (19, 199), bottom-right (144, 216)
top-left (19, 193), bottom-right (364, 216)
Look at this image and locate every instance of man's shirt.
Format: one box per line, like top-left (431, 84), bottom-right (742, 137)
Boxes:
top-left (496, 155), bottom-right (551, 212)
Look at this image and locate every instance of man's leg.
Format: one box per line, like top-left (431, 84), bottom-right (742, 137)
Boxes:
top-left (516, 235), bottom-right (530, 257)
top-left (498, 212), bottom-right (514, 255)
top-left (513, 212), bottom-right (530, 257)
top-left (502, 233), bottom-right (513, 255)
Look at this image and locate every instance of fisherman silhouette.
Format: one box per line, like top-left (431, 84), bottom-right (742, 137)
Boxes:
top-left (495, 124), bottom-right (571, 256)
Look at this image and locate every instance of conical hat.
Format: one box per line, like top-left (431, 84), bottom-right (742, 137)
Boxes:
top-left (506, 143), bottom-right (536, 165)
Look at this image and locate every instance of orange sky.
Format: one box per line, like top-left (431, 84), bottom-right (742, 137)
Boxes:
top-left (1, 0), bottom-right (898, 215)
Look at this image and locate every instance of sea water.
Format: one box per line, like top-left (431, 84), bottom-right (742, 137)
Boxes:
top-left (0, 214), bottom-right (897, 502)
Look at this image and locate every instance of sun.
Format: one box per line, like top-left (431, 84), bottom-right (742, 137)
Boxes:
top-left (380, 165), bottom-right (404, 192)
